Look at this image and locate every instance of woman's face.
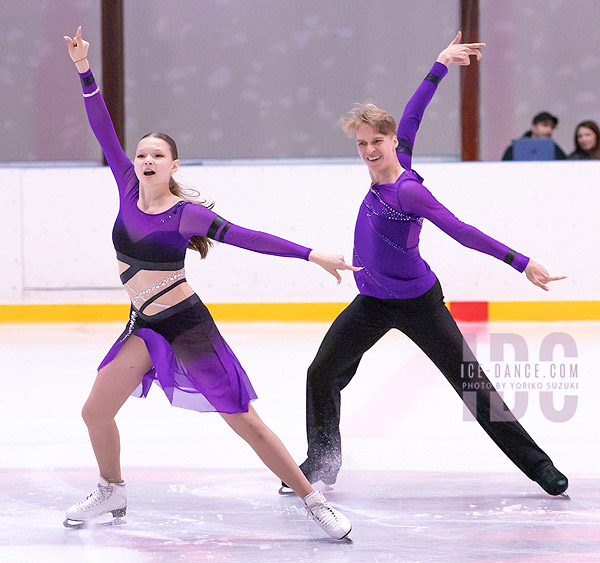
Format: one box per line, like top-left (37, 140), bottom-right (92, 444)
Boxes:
top-left (577, 126), bottom-right (597, 151)
top-left (134, 137), bottom-right (179, 185)
top-left (355, 124), bottom-right (398, 174)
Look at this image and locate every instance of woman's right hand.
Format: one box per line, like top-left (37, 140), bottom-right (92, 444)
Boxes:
top-left (64, 26), bottom-right (90, 73)
top-left (308, 250), bottom-right (361, 285)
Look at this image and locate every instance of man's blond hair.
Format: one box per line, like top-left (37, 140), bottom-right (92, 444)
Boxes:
top-left (340, 103), bottom-right (397, 137)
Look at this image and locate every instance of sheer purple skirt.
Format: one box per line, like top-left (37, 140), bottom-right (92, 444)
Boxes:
top-left (98, 294), bottom-right (257, 414)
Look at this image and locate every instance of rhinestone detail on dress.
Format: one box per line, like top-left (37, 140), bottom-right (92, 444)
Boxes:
top-left (159, 201), bottom-right (186, 224)
top-left (120, 309), bottom-right (138, 342)
top-left (125, 271), bottom-right (186, 310)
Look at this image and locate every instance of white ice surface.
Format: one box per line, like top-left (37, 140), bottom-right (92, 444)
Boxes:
top-left (0, 321), bottom-right (598, 562)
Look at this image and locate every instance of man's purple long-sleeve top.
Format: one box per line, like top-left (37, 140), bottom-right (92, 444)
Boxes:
top-left (352, 62), bottom-right (529, 299)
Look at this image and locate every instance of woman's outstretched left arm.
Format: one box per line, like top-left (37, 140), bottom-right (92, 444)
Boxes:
top-left (180, 203), bottom-right (359, 284)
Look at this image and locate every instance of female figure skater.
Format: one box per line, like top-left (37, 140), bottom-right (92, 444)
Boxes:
top-left (290, 33), bottom-right (569, 497)
top-left (63, 27), bottom-right (354, 539)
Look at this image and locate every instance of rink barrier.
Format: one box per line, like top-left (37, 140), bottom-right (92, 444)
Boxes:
top-left (0, 301), bottom-right (599, 323)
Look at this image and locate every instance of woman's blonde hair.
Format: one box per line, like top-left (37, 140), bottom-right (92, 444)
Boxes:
top-left (340, 103), bottom-right (397, 137)
top-left (140, 132), bottom-right (214, 259)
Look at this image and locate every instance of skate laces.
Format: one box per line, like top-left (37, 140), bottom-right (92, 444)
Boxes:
top-left (76, 483), bottom-right (112, 510)
top-left (305, 493), bottom-right (341, 530)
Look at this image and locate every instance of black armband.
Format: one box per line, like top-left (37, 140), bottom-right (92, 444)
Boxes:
top-left (80, 72), bottom-right (95, 87)
top-left (218, 221), bottom-right (232, 242)
top-left (425, 72), bottom-right (441, 85)
top-left (503, 249), bottom-right (517, 265)
top-left (396, 137), bottom-right (413, 156)
top-left (207, 215), bottom-right (232, 241)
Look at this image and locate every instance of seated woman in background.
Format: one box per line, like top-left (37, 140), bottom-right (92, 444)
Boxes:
top-left (568, 120), bottom-right (600, 159)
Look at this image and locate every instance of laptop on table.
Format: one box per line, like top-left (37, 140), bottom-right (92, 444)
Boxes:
top-left (512, 138), bottom-right (555, 161)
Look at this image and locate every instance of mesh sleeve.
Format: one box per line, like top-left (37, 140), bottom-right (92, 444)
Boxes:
top-left (78, 68), bottom-right (136, 195)
top-left (396, 62), bottom-right (448, 170)
top-left (398, 180), bottom-right (529, 272)
top-left (179, 203), bottom-right (311, 260)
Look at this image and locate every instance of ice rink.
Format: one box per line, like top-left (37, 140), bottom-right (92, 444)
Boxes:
top-left (1, 320), bottom-right (598, 562)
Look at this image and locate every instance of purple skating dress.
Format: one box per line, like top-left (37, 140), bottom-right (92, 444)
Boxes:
top-left (78, 68), bottom-right (311, 414)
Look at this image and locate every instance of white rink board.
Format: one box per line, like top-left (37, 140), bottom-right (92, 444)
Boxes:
top-left (2, 160), bottom-right (598, 304)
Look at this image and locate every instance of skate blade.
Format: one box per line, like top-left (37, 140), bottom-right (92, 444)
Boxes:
top-left (63, 510), bottom-right (127, 529)
top-left (278, 485), bottom-right (295, 496)
top-left (339, 526), bottom-right (352, 541)
top-left (63, 518), bottom-right (86, 529)
top-left (63, 517), bottom-right (127, 529)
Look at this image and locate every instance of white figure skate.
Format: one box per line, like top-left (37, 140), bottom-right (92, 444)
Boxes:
top-left (63, 476), bottom-right (127, 528)
top-left (304, 489), bottom-right (351, 540)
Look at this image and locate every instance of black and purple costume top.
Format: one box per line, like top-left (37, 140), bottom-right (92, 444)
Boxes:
top-left (78, 68), bottom-right (310, 414)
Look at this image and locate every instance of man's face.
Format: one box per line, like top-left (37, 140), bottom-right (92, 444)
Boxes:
top-left (531, 120), bottom-right (555, 139)
top-left (355, 124), bottom-right (399, 174)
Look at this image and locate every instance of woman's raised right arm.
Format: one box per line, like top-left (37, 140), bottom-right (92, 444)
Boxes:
top-left (64, 26), bottom-right (133, 184)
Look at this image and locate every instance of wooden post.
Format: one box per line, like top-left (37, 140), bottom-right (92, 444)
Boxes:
top-left (101, 0), bottom-right (125, 162)
top-left (460, 0), bottom-right (480, 161)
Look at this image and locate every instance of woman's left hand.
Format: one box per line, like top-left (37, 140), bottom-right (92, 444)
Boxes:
top-left (308, 250), bottom-right (361, 284)
top-left (524, 260), bottom-right (567, 291)
top-left (436, 31), bottom-right (485, 66)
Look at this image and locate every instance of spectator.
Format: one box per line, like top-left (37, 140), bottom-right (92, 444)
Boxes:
top-left (502, 111), bottom-right (567, 160)
top-left (568, 120), bottom-right (600, 160)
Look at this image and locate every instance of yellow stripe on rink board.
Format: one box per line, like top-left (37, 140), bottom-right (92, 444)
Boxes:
top-left (0, 304), bottom-right (130, 323)
top-left (0, 302), bottom-right (351, 323)
top-left (489, 301), bottom-right (600, 321)
top-left (0, 301), bottom-right (599, 323)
